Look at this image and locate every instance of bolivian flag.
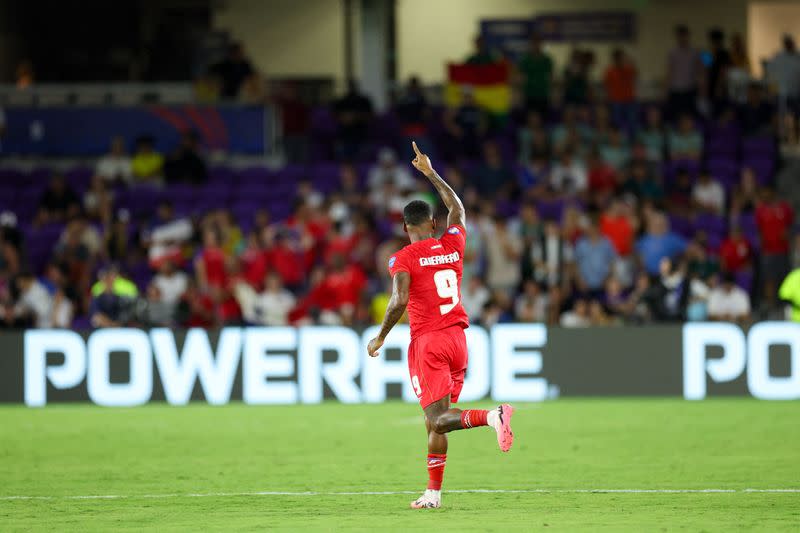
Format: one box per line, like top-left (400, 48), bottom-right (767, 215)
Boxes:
top-left (445, 62), bottom-right (511, 114)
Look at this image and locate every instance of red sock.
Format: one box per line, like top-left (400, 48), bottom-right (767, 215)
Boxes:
top-left (427, 453), bottom-right (446, 490)
top-left (460, 409), bottom-right (489, 429)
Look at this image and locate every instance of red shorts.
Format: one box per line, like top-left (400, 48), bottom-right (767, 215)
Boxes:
top-left (407, 325), bottom-right (468, 409)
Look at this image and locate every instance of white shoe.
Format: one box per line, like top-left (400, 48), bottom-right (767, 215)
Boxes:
top-left (410, 489), bottom-right (441, 509)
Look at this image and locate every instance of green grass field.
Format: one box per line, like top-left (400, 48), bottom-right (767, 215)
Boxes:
top-left (1, 399), bottom-right (799, 531)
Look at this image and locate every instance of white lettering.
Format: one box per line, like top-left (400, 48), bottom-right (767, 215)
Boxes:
top-left (24, 330), bottom-right (86, 407)
top-left (683, 323), bottom-right (746, 400)
top-left (298, 327), bottom-right (362, 403)
top-left (747, 322), bottom-right (800, 400)
top-left (242, 327), bottom-right (297, 404)
top-left (87, 329), bottom-right (152, 407)
top-left (491, 324), bottom-right (548, 402)
top-left (151, 328), bottom-right (242, 405)
top-left (419, 251), bottom-right (460, 267)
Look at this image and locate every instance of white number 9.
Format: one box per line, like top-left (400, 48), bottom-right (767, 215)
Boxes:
top-left (433, 269), bottom-right (459, 315)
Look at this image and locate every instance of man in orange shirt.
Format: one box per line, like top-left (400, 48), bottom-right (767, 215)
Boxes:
top-left (605, 48), bottom-right (638, 138)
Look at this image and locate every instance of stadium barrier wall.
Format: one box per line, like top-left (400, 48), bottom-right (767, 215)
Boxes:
top-left (0, 322), bottom-right (797, 406)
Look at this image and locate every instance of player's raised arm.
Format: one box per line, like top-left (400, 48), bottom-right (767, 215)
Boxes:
top-left (367, 271), bottom-right (410, 357)
top-left (411, 141), bottom-right (466, 229)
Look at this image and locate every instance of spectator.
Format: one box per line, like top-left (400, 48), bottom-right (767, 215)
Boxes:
top-left (599, 127), bottom-right (631, 171)
top-left (164, 130), bottom-right (207, 184)
top-left (730, 167), bottom-right (759, 217)
top-left (560, 299), bottom-right (590, 327)
top-left (667, 25), bottom-right (704, 118)
top-left (636, 213), bottom-right (688, 275)
top-left (274, 82), bottom-right (310, 164)
top-left (479, 290), bottom-right (514, 327)
top-left (89, 265), bottom-right (138, 328)
top-left (515, 203), bottom-right (543, 280)
top-left (152, 260), bottom-right (188, 307)
top-left (574, 220), bottom-right (617, 295)
top-left (36, 174), bottom-right (80, 225)
top-left (549, 150), bottom-right (588, 196)
top-left (368, 147), bottom-right (415, 193)
top-left (235, 272), bottom-right (296, 326)
top-left (755, 187), bottom-right (795, 309)
top-left (518, 111), bottom-right (551, 165)
top-left (519, 154), bottom-right (549, 200)
top-left (649, 257), bottom-right (689, 321)
top-left (515, 279), bottom-right (548, 322)
top-left (668, 114), bottom-right (703, 160)
top-left (604, 48), bottom-right (638, 135)
top-left (766, 35), bottom-right (800, 109)
top-left (730, 32), bottom-right (751, 73)
top-left (685, 237), bottom-right (719, 281)
top-left (131, 136), bottom-right (164, 184)
top-left (692, 170), bottom-right (725, 215)
top-left (83, 174), bottom-right (114, 223)
top-left (719, 226), bottom-right (752, 273)
top-left (333, 79), bottom-right (374, 160)
top-left (211, 43), bottom-right (254, 100)
top-left (143, 200), bottom-right (193, 268)
top-left (484, 216), bottom-right (522, 292)
top-left (623, 159), bottom-right (664, 204)
top-left (666, 168), bottom-right (693, 215)
top-left (95, 136), bottom-right (132, 185)
top-left (395, 76), bottom-right (430, 135)
top-left (461, 276), bottom-right (491, 321)
top-left (738, 82), bottom-right (776, 137)
top-left (105, 209), bottom-right (131, 263)
top-left (707, 28), bottom-right (732, 112)
top-left (465, 36), bottom-right (500, 65)
top-left (14, 271), bottom-right (57, 328)
top-left (600, 198), bottom-right (635, 285)
top-left (531, 220), bottom-right (574, 288)
top-left (517, 34), bottom-right (554, 116)
top-left (195, 227), bottom-right (227, 292)
top-left (473, 141), bottom-right (515, 198)
top-left (638, 107), bottom-right (666, 162)
top-left (175, 279), bottom-right (215, 328)
top-left (143, 283), bottom-right (174, 326)
top-left (563, 48), bottom-right (591, 106)
top-left (442, 89), bottom-right (486, 160)
top-left (707, 273), bottom-right (751, 322)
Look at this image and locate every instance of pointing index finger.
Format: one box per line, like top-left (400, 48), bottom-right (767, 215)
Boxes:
top-left (412, 141), bottom-right (422, 156)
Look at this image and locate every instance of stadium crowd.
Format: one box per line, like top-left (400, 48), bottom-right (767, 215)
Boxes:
top-left (1, 27), bottom-right (799, 330)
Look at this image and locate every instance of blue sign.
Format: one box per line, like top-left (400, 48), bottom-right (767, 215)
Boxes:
top-left (2, 105), bottom-right (270, 156)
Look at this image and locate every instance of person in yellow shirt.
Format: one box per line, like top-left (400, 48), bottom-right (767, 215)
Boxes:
top-left (131, 135), bottom-right (164, 184)
top-left (779, 268), bottom-right (800, 322)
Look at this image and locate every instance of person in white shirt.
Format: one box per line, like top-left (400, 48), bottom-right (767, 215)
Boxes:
top-left (461, 276), bottom-right (491, 320)
top-left (767, 35), bottom-right (800, 102)
top-left (484, 216), bottom-right (523, 292)
top-left (234, 272), bottom-right (297, 326)
top-left (515, 279), bottom-right (549, 322)
top-left (549, 150), bottom-right (587, 195)
top-left (707, 274), bottom-right (751, 322)
top-left (14, 272), bottom-right (53, 328)
top-left (152, 260), bottom-right (189, 306)
top-left (367, 147), bottom-right (415, 193)
top-left (95, 136), bottom-right (133, 185)
top-left (692, 170), bottom-right (725, 215)
top-left (560, 299), bottom-right (591, 327)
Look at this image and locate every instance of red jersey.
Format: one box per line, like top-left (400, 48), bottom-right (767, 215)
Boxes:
top-left (388, 224), bottom-right (469, 339)
top-left (755, 202), bottom-right (794, 254)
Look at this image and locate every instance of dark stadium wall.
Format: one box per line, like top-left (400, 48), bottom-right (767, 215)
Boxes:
top-left (1, 323), bottom-right (797, 405)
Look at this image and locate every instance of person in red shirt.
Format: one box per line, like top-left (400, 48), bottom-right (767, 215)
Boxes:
top-left (719, 226), bottom-right (752, 273)
top-left (755, 187), bottom-right (795, 306)
top-left (367, 142), bottom-right (514, 510)
top-left (195, 228), bottom-right (227, 290)
top-left (587, 150), bottom-right (618, 208)
top-left (240, 231), bottom-right (269, 290)
top-left (604, 48), bottom-right (638, 136)
top-left (266, 232), bottom-right (306, 290)
top-left (600, 198), bottom-right (634, 256)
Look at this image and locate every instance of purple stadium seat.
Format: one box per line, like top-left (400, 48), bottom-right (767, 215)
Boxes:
top-left (64, 167), bottom-right (93, 192)
top-left (742, 136), bottom-right (776, 159)
top-left (536, 199), bottom-right (565, 221)
top-left (694, 213), bottom-right (727, 236)
top-left (742, 158), bottom-right (775, 185)
top-left (208, 166), bottom-right (236, 184)
top-left (668, 214), bottom-right (694, 238)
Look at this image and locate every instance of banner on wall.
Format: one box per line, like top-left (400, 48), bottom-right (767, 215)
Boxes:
top-left (444, 63), bottom-right (512, 114)
top-left (0, 322), bottom-right (797, 406)
top-left (2, 105), bottom-right (270, 156)
top-left (481, 12), bottom-right (637, 61)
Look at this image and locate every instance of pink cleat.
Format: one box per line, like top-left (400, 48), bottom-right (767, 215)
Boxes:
top-left (495, 404), bottom-right (514, 452)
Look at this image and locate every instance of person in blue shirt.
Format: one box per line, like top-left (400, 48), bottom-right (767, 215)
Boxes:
top-left (574, 220), bottom-right (617, 294)
top-left (636, 213), bottom-right (688, 275)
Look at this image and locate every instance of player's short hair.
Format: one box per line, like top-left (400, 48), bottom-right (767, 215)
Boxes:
top-left (403, 200), bottom-right (433, 226)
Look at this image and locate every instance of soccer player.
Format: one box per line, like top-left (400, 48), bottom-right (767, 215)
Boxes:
top-left (367, 142), bottom-right (514, 510)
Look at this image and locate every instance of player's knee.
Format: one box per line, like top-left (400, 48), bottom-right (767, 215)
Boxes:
top-left (428, 414), bottom-right (448, 434)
